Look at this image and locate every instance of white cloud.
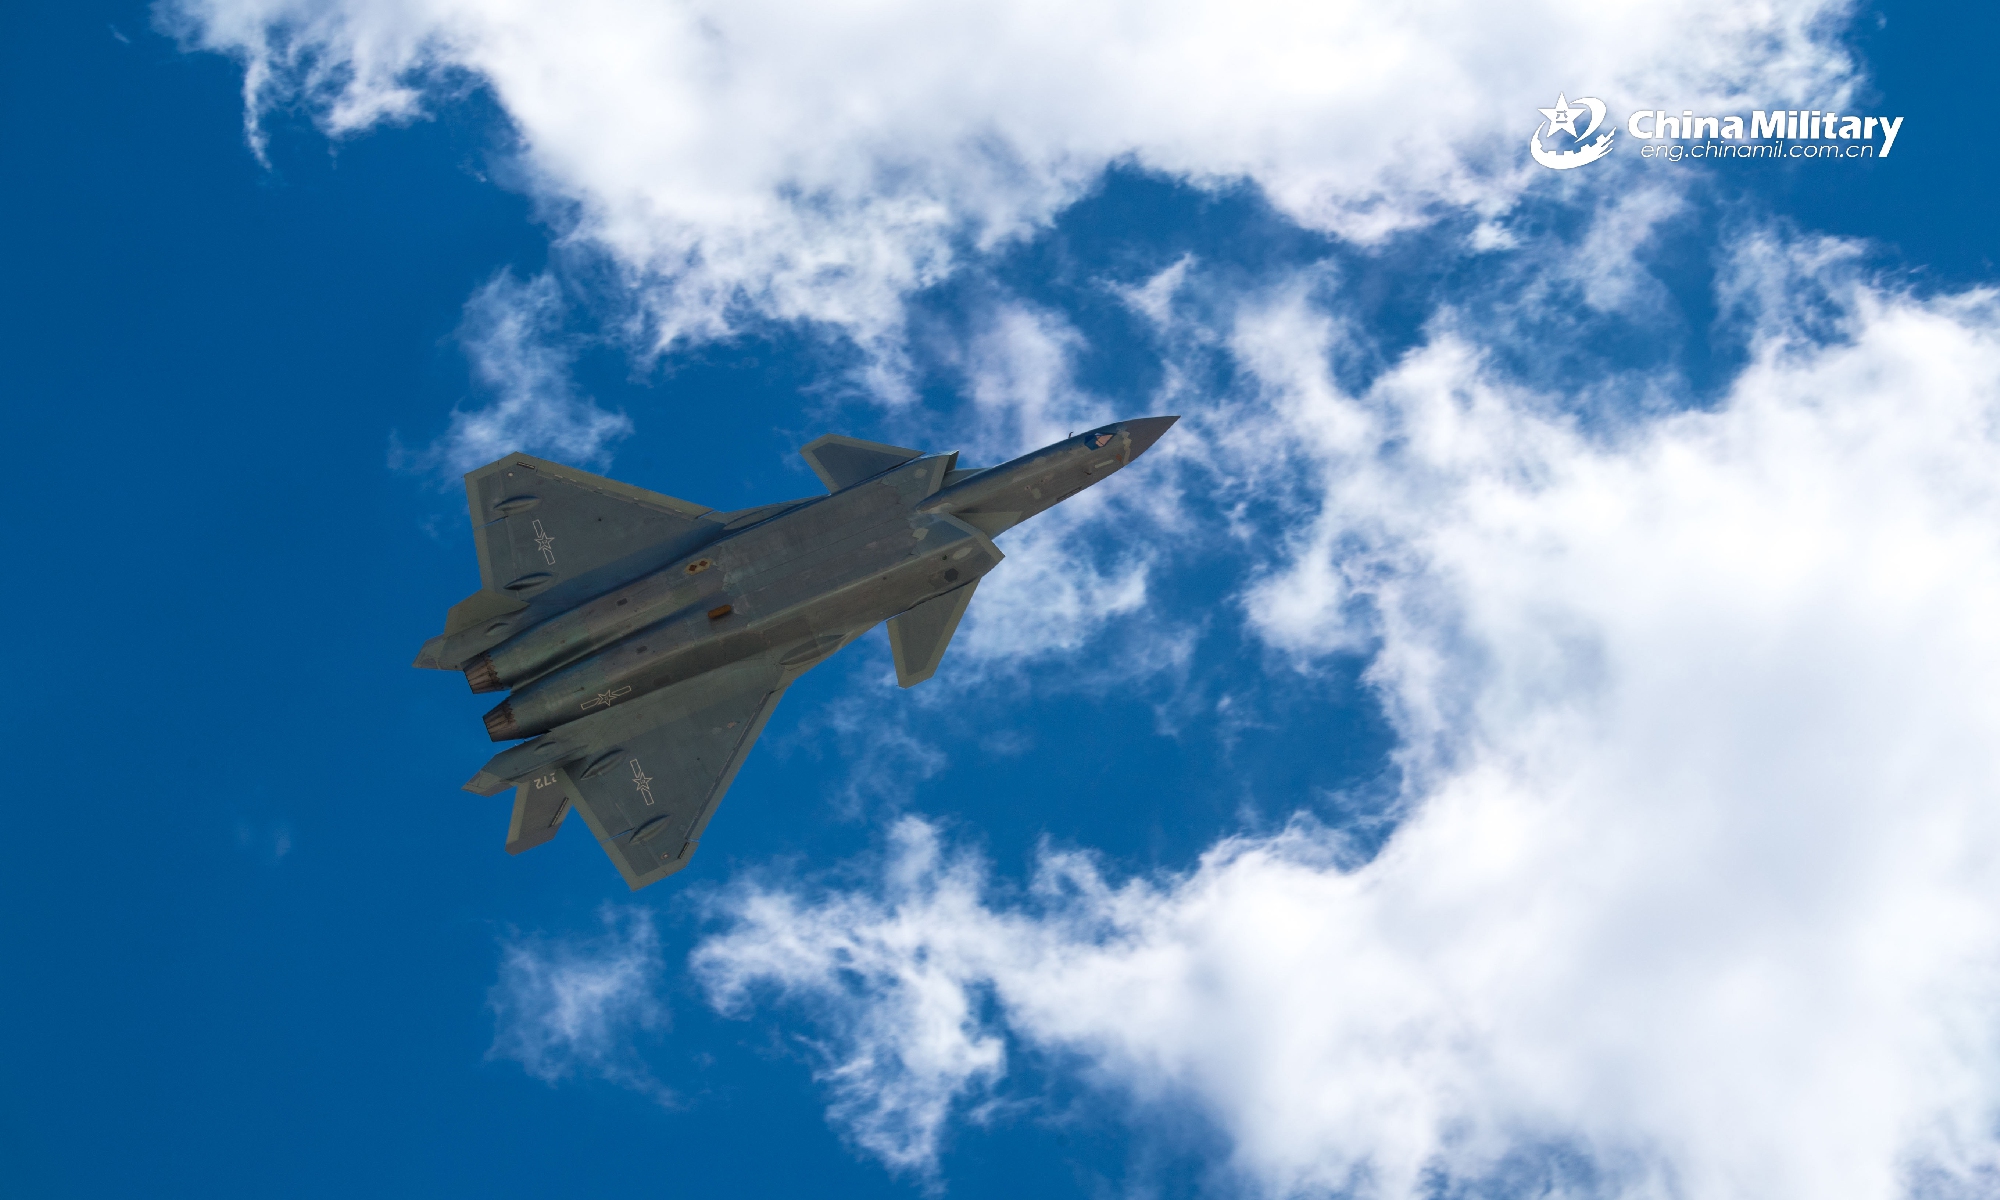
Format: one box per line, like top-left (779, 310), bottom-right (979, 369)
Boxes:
top-left (776, 688), bottom-right (953, 818)
top-left (953, 506), bottom-right (1155, 669)
top-left (691, 260), bottom-right (2000, 1197)
top-left (166, 0), bottom-right (1860, 348)
top-left (892, 298), bottom-right (1184, 677)
top-left (413, 270), bottom-right (633, 476)
top-left (488, 906), bottom-right (674, 1103)
top-left (696, 822), bottom-right (1008, 1177)
top-left (953, 304), bottom-right (1099, 453)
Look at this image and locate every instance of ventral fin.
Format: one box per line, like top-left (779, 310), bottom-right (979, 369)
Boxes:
top-left (887, 581), bottom-right (978, 687)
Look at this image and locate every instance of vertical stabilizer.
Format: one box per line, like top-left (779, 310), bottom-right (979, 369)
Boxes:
top-left (505, 777), bottom-right (571, 854)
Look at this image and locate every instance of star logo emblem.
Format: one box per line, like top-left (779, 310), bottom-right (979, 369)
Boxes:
top-left (629, 758), bottom-right (656, 806)
top-left (1539, 93), bottom-right (1585, 139)
top-left (580, 685), bottom-right (633, 711)
top-left (532, 519), bottom-right (557, 565)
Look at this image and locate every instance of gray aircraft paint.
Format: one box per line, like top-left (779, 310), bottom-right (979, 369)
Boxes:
top-left (416, 415), bottom-right (1177, 889)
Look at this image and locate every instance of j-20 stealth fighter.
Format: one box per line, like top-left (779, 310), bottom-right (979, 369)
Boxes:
top-left (415, 416), bottom-right (1177, 889)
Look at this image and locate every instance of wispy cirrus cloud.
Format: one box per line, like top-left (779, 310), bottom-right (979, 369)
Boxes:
top-left (694, 822), bottom-right (1008, 1179)
top-left (401, 270), bottom-right (632, 478)
top-left (488, 905), bottom-right (674, 1104)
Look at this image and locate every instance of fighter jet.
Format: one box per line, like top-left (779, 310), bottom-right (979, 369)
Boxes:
top-left (415, 416), bottom-right (1178, 889)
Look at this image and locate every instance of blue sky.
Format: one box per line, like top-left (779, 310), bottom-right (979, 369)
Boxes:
top-left (6, 2), bottom-right (2000, 1197)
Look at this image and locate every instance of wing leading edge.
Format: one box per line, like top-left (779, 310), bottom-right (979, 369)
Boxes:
top-left (799, 434), bottom-right (925, 492)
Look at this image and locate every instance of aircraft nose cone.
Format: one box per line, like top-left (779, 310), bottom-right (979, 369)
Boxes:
top-left (1122, 415), bottom-right (1179, 459)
